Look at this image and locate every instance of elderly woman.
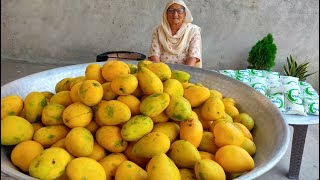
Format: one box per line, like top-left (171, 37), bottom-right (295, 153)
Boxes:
top-left (148, 0), bottom-right (202, 68)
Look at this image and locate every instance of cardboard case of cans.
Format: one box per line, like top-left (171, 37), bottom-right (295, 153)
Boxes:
top-left (217, 69), bottom-right (319, 116)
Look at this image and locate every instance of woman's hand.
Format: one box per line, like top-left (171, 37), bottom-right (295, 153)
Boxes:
top-left (185, 57), bottom-right (198, 67)
top-left (149, 56), bottom-right (161, 63)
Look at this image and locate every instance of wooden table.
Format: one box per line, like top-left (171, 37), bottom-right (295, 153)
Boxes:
top-left (282, 114), bottom-right (319, 179)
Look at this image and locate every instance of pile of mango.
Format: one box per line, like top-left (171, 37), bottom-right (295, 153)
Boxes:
top-left (1, 60), bottom-right (256, 180)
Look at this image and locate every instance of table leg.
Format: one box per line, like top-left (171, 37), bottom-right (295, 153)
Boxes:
top-left (288, 125), bottom-right (308, 179)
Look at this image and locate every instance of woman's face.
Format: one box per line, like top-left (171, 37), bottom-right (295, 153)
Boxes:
top-left (166, 3), bottom-right (186, 27)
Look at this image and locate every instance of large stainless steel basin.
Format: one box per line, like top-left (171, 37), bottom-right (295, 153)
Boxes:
top-left (1, 61), bottom-right (290, 180)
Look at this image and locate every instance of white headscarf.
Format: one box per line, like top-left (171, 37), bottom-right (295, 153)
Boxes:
top-left (158, 0), bottom-right (199, 55)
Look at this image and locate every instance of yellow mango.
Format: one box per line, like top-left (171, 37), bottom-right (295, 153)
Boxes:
top-left (111, 74), bottom-right (138, 95)
top-left (51, 138), bottom-right (76, 160)
top-left (41, 103), bottom-right (65, 126)
top-left (182, 82), bottom-right (195, 89)
top-left (85, 63), bottom-right (106, 84)
top-left (201, 96), bottom-right (225, 121)
top-left (168, 140), bottom-right (201, 168)
top-left (233, 113), bottom-right (255, 131)
top-left (101, 60), bottom-right (130, 81)
top-left (233, 122), bottom-right (253, 141)
top-left (65, 127), bottom-right (94, 157)
top-left (210, 115), bottom-right (233, 132)
top-left (183, 85), bottom-right (210, 107)
top-left (147, 153), bottom-right (181, 180)
top-left (151, 122), bottom-right (180, 143)
top-left (179, 112), bottom-right (203, 148)
top-left (127, 63), bottom-right (138, 74)
top-left (223, 113), bottom-right (234, 122)
top-left (96, 126), bottom-right (128, 153)
top-left (117, 95), bottom-right (141, 116)
top-left (199, 151), bottom-right (215, 161)
top-left (33, 125), bottom-right (70, 148)
top-left (209, 89), bottom-right (223, 99)
top-left (41, 91), bottom-right (54, 101)
top-left (10, 140), bottom-right (44, 173)
top-left (86, 142), bottom-right (107, 161)
top-left (165, 95), bottom-right (192, 121)
top-left (62, 102), bottom-right (93, 128)
top-left (29, 147), bottom-right (71, 180)
top-left (1, 95), bottom-right (24, 119)
top-left (194, 159), bottom-right (226, 180)
top-left (195, 82), bottom-right (204, 87)
top-left (51, 138), bottom-right (66, 149)
top-left (84, 120), bottom-right (100, 135)
top-left (179, 168), bottom-right (196, 180)
top-left (98, 153), bottom-right (128, 180)
top-left (146, 62), bottom-right (172, 81)
top-left (140, 93), bottom-right (170, 117)
top-left (171, 70), bottom-right (190, 83)
top-left (55, 78), bottom-right (73, 93)
top-left (163, 79), bottom-right (184, 97)
top-left (124, 142), bottom-right (150, 168)
top-left (240, 137), bottom-right (256, 156)
top-left (213, 121), bottom-right (245, 147)
top-left (69, 82), bottom-right (83, 103)
top-left (215, 145), bottom-right (255, 173)
top-left (151, 111), bottom-right (170, 123)
top-left (24, 92), bottom-right (47, 123)
top-left (137, 60), bottom-right (153, 69)
top-left (50, 91), bottom-right (73, 107)
top-left (115, 160), bottom-right (147, 180)
top-left (121, 115), bottom-right (154, 141)
top-left (132, 132), bottom-right (170, 158)
top-left (198, 131), bottom-right (219, 154)
top-left (66, 157), bottom-right (106, 180)
top-left (137, 67), bottom-right (163, 95)
top-left (1, 116), bottom-right (34, 145)
top-left (69, 76), bottom-right (85, 89)
top-left (222, 97), bottom-right (236, 107)
top-left (78, 80), bottom-right (103, 106)
top-left (224, 104), bottom-right (239, 119)
top-left (193, 108), bottom-right (212, 130)
top-left (102, 82), bottom-right (119, 100)
top-left (96, 100), bottom-right (131, 125)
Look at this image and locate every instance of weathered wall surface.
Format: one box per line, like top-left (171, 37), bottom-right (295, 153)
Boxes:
top-left (1, 0), bottom-right (319, 91)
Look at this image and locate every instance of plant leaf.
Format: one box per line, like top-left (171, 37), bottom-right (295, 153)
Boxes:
top-left (283, 65), bottom-right (289, 75)
top-left (296, 69), bottom-right (308, 76)
top-left (290, 61), bottom-right (296, 76)
top-left (296, 70), bottom-right (308, 80)
top-left (302, 72), bottom-right (318, 79)
top-left (294, 60), bottom-right (298, 70)
top-left (295, 62), bottom-right (309, 74)
top-left (286, 57), bottom-right (292, 74)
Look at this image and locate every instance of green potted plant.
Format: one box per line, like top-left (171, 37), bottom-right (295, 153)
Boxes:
top-left (247, 33), bottom-right (277, 70)
top-left (283, 55), bottom-right (317, 81)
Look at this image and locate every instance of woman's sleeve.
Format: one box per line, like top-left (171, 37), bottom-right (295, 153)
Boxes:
top-left (148, 28), bottom-right (161, 58)
top-left (188, 28), bottom-right (202, 61)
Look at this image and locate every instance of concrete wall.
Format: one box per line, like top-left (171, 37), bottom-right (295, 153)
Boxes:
top-left (1, 0), bottom-right (319, 91)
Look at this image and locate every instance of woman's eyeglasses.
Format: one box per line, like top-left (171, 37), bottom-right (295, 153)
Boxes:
top-left (167, 8), bottom-right (185, 14)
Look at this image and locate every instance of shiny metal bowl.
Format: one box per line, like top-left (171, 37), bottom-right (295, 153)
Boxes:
top-left (1, 61), bottom-right (290, 180)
